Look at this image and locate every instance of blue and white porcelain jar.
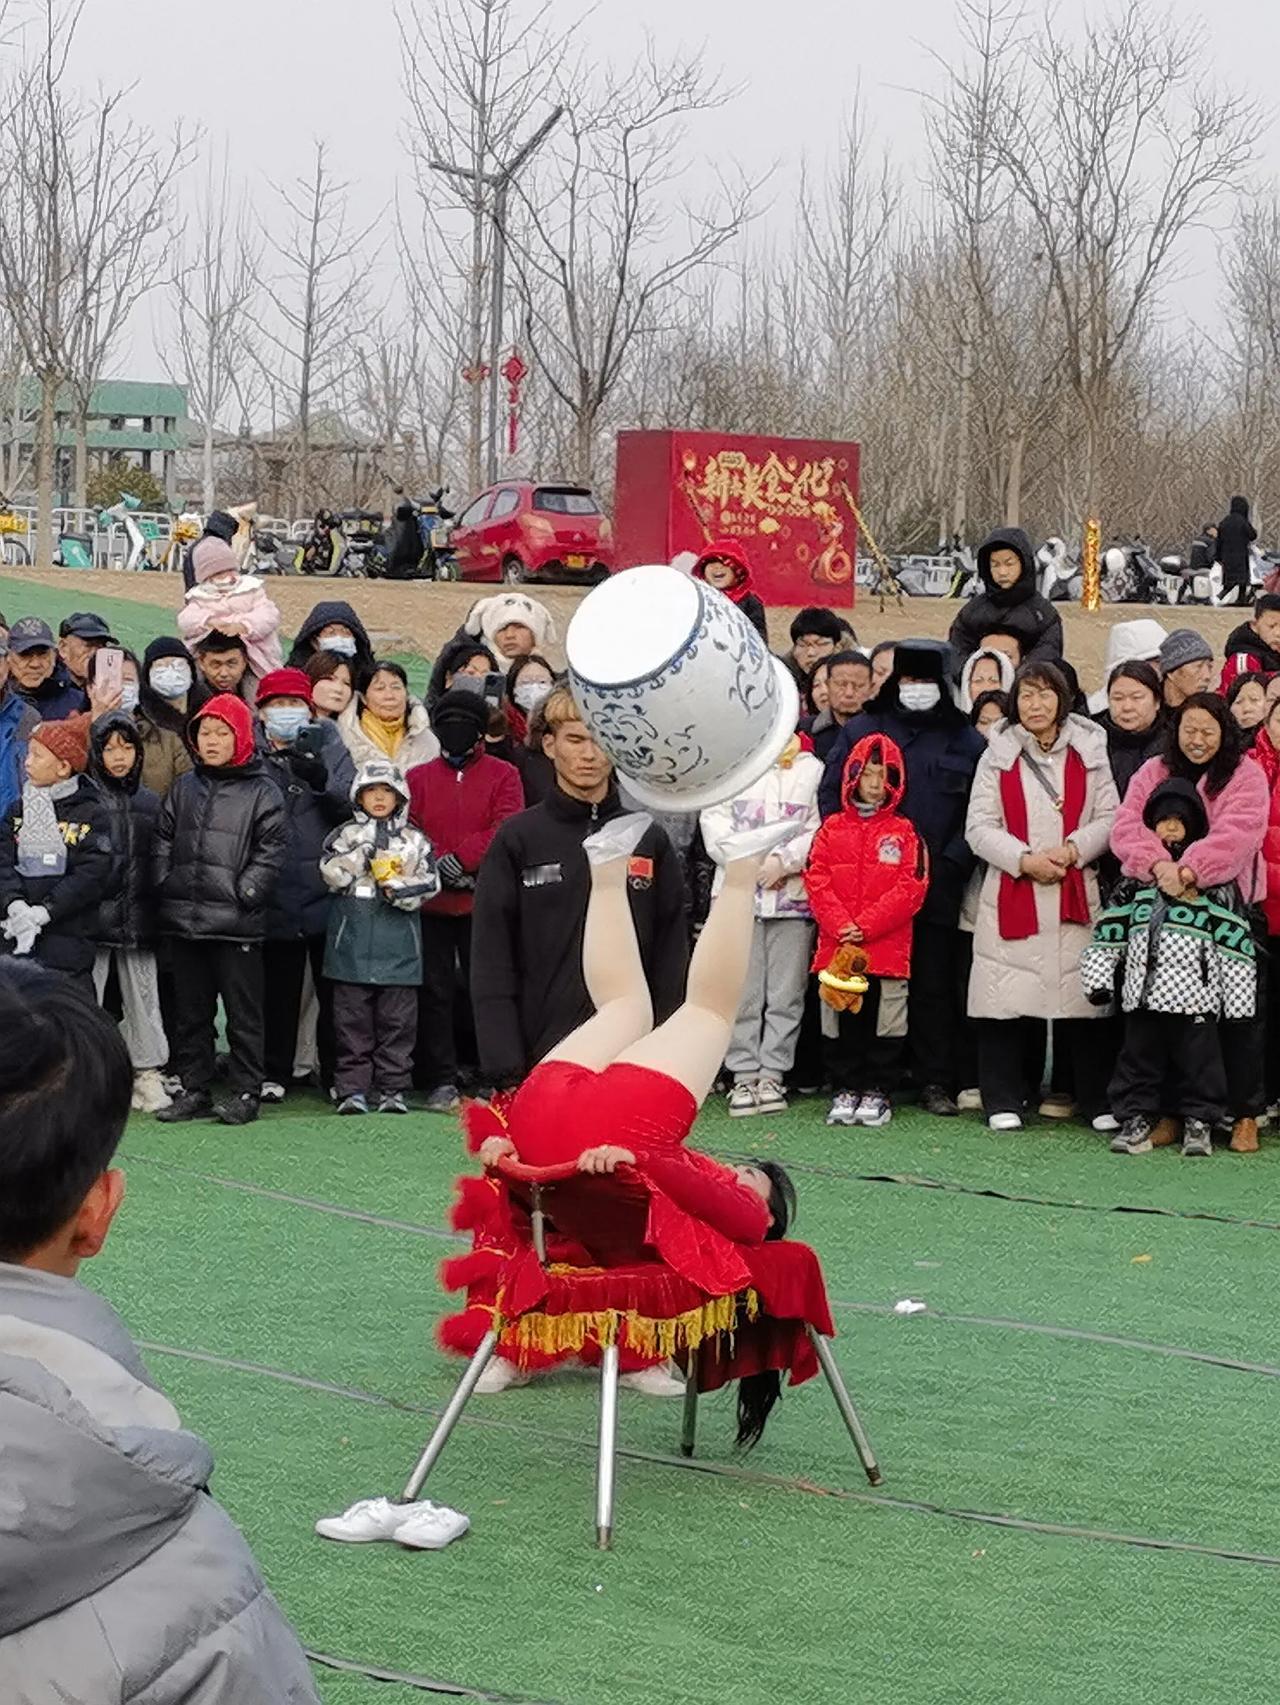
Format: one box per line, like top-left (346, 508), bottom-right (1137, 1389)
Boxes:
top-left (566, 563), bottom-right (800, 812)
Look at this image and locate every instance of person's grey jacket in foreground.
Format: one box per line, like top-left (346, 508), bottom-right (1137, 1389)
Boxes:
top-left (0, 1262), bottom-right (320, 1703)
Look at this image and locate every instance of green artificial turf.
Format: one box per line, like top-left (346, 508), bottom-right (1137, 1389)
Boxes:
top-left (94, 1096), bottom-right (1280, 1703)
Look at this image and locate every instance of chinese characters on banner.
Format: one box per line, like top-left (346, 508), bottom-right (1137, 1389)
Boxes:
top-left (614, 430), bottom-right (859, 609)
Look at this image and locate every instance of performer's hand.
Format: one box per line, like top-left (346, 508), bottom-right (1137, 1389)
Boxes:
top-left (478, 1136), bottom-right (516, 1168)
top-left (838, 922), bottom-right (863, 944)
top-left (577, 1145), bottom-right (636, 1175)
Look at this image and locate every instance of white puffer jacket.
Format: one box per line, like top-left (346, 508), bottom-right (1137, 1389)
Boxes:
top-left (337, 695), bottom-right (439, 773)
top-left (700, 747), bottom-right (822, 919)
top-left (965, 715), bottom-right (1118, 1021)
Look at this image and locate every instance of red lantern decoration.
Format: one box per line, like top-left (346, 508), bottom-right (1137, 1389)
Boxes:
top-left (501, 349), bottom-right (528, 456)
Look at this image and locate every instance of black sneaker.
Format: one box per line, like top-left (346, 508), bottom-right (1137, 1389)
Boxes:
top-left (156, 1091), bottom-right (214, 1124)
top-left (1110, 1117), bottom-right (1153, 1155)
top-left (1181, 1118), bottom-right (1213, 1157)
top-left (215, 1093), bottom-right (260, 1127)
top-left (920, 1085), bottom-right (958, 1118)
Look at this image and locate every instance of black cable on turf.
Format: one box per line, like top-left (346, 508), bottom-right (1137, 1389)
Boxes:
top-left (306, 1649), bottom-right (559, 1704)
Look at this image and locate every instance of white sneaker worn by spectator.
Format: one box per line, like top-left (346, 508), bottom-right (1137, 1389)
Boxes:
top-left (956, 1088), bottom-right (983, 1112)
top-left (826, 1091), bottom-right (859, 1127)
top-left (727, 1082), bottom-right (759, 1118)
top-left (755, 1077), bottom-right (788, 1115)
top-left (260, 1081), bottom-right (286, 1105)
top-left (619, 1361), bottom-right (686, 1398)
top-left (988, 1112), bottom-right (1023, 1132)
top-left (132, 1069), bottom-right (172, 1113)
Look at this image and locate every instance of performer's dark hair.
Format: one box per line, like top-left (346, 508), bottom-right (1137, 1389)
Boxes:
top-left (735, 1161), bottom-right (797, 1450)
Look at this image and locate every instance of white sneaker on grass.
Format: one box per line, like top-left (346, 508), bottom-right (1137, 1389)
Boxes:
top-left (988, 1112), bottom-right (1023, 1132)
top-left (956, 1088), bottom-right (983, 1113)
top-left (1092, 1113), bottom-right (1119, 1134)
top-left (619, 1361), bottom-right (686, 1398)
top-left (260, 1081), bottom-right (286, 1104)
top-left (132, 1070), bottom-right (172, 1114)
top-left (396, 1501), bottom-right (471, 1550)
top-left (855, 1091), bottom-right (892, 1129)
top-left (727, 1082), bottom-right (760, 1118)
top-left (315, 1497), bottom-right (409, 1544)
top-left (826, 1091), bottom-right (859, 1127)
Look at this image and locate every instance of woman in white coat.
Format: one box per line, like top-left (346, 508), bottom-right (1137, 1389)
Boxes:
top-left (965, 662), bottom-right (1119, 1131)
top-left (337, 660), bottom-right (439, 774)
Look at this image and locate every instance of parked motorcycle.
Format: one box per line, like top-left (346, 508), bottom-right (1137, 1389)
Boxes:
top-left (384, 486), bottom-right (456, 580)
top-left (336, 510), bottom-right (387, 578)
top-left (1037, 536), bottom-right (1082, 602)
top-left (1101, 537), bottom-right (1161, 603)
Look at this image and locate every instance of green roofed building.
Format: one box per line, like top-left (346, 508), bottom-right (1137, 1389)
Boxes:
top-left (8, 378), bottom-right (190, 504)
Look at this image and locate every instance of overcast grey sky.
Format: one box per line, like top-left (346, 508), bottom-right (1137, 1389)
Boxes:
top-left (45, 0), bottom-right (1280, 373)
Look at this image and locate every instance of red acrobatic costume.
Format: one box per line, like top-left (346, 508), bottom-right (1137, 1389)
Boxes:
top-left (439, 1061), bottom-right (835, 1391)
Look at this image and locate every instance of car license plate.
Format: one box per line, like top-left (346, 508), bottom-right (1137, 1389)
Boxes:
top-left (565, 553), bottom-right (588, 568)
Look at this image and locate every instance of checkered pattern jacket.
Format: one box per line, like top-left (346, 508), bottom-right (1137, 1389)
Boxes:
top-left (1080, 880), bottom-right (1257, 1020)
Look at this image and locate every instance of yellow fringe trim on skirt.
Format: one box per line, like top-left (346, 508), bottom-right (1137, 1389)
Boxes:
top-left (497, 1288), bottom-right (760, 1363)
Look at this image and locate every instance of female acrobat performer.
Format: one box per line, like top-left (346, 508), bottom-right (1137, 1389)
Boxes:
top-left (442, 813), bottom-right (824, 1439)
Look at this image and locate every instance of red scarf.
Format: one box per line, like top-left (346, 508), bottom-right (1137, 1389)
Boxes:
top-left (997, 747), bottom-right (1091, 940)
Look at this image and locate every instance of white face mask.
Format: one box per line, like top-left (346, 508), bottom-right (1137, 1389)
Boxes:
top-left (899, 681), bottom-right (941, 714)
top-left (150, 662), bottom-right (193, 700)
top-left (318, 634), bottom-right (357, 658)
top-left (119, 683), bottom-right (140, 713)
top-left (513, 679), bottom-right (552, 715)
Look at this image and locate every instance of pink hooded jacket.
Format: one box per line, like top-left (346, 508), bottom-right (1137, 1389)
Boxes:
top-left (1110, 755), bottom-right (1268, 902)
top-left (178, 574), bottom-right (284, 681)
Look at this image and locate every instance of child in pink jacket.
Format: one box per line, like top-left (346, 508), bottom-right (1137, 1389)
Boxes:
top-left (178, 537), bottom-right (284, 684)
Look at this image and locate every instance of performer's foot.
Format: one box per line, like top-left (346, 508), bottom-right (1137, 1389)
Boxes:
top-left (619, 1361), bottom-right (687, 1398)
top-left (474, 1357), bottom-right (533, 1394)
top-left (720, 818), bottom-right (800, 865)
top-left (583, 811), bottom-right (653, 866)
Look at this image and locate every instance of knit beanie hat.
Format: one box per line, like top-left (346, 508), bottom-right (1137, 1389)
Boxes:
top-left (31, 712), bottom-right (91, 775)
top-left (431, 687), bottom-right (490, 742)
top-left (1158, 628), bottom-right (1213, 675)
top-left (192, 537), bottom-right (240, 584)
top-left (256, 667), bottom-right (314, 707)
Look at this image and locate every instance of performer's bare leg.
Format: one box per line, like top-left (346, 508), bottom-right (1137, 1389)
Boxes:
top-left (616, 832), bottom-right (782, 1105)
top-left (542, 815), bottom-right (654, 1070)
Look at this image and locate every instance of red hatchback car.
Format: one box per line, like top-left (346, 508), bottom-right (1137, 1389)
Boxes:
top-left (448, 481), bottom-right (615, 584)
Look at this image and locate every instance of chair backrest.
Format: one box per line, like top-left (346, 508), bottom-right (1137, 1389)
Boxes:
top-left (493, 1157), bottom-right (650, 1268)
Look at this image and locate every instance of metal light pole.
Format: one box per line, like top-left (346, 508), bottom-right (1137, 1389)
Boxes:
top-left (431, 106), bottom-right (563, 487)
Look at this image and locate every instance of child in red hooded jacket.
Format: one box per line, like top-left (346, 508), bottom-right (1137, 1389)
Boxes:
top-left (806, 733), bottom-right (928, 1128)
top-left (692, 538), bottom-right (769, 641)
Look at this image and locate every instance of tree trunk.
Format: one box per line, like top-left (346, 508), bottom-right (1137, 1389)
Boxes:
top-left (35, 373), bottom-right (57, 566)
top-left (574, 398), bottom-right (595, 487)
top-left (73, 409), bottom-right (88, 512)
top-left (951, 312), bottom-right (974, 543)
top-left (1005, 429), bottom-right (1026, 527)
top-left (467, 193), bottom-right (486, 494)
top-left (202, 420), bottom-right (215, 513)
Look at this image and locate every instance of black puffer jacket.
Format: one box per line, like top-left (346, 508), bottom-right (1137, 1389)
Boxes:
top-left (285, 600), bottom-right (375, 678)
top-left (0, 776), bottom-right (116, 974)
top-left (948, 527), bottom-right (1064, 671)
top-left (260, 716), bottom-right (354, 940)
top-left (154, 705), bottom-right (287, 943)
top-left (87, 712), bottom-right (161, 949)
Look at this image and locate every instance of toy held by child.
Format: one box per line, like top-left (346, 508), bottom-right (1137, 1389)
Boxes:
top-left (177, 537), bottom-right (283, 684)
top-left (319, 760), bottom-right (441, 1115)
top-left (1081, 778), bottom-right (1256, 1158)
top-left (87, 712), bottom-right (171, 1112)
top-left (805, 734), bottom-right (929, 1130)
top-left (0, 712), bottom-right (115, 983)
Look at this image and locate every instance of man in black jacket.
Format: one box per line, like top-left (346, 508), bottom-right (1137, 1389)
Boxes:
top-left (155, 694), bottom-right (287, 1126)
top-left (7, 617), bottom-right (89, 721)
top-left (820, 641), bottom-right (985, 1116)
top-left (471, 687), bottom-right (689, 1090)
top-left (948, 527), bottom-right (1064, 673)
top-left (1216, 495), bottom-right (1257, 604)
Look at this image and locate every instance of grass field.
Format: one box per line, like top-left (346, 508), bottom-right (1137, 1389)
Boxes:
top-left (92, 1094), bottom-right (1280, 1705)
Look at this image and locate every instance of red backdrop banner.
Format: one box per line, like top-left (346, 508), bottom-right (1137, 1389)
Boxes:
top-left (614, 429), bottom-right (859, 609)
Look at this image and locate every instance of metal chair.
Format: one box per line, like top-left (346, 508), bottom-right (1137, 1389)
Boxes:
top-left (401, 1158), bottom-right (883, 1549)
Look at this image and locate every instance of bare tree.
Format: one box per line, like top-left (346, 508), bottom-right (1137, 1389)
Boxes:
top-left (509, 45), bottom-right (757, 483)
top-left (400, 0), bottom-right (567, 492)
top-left (995, 2), bottom-right (1258, 524)
top-left (164, 153), bottom-right (257, 511)
top-left (249, 142), bottom-right (377, 514)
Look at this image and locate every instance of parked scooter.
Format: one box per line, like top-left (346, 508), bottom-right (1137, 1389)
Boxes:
top-left (336, 511), bottom-right (387, 578)
top-left (1101, 536), bottom-right (1161, 603)
top-left (1037, 536), bottom-right (1082, 602)
top-left (385, 486), bottom-right (456, 579)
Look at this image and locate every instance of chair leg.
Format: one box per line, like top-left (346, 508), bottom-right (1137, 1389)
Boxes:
top-left (807, 1326), bottom-right (883, 1487)
top-left (679, 1365), bottom-right (699, 1459)
top-left (595, 1344), bottom-right (620, 1549)
top-left (399, 1329), bottom-right (499, 1503)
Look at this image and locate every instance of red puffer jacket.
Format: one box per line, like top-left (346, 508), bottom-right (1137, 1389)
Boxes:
top-left (406, 751), bottom-right (524, 916)
top-left (805, 733), bottom-right (929, 979)
top-left (1250, 728), bottom-right (1280, 934)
